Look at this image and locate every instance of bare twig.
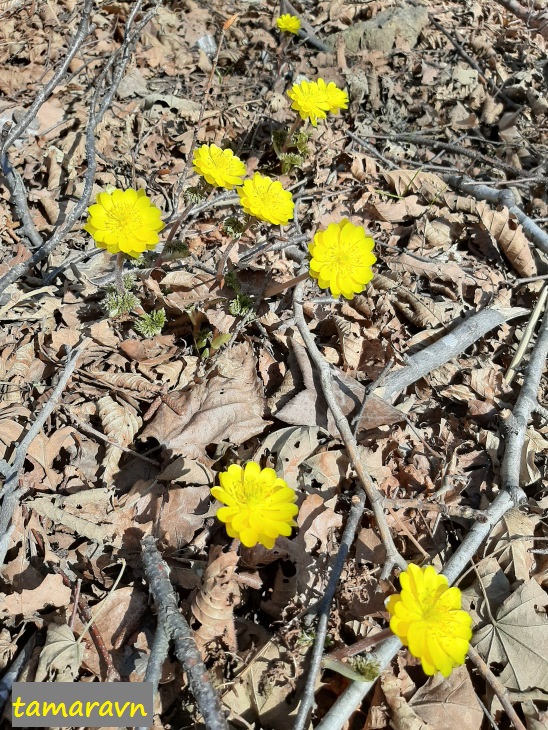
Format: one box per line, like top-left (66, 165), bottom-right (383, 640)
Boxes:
top-left (136, 624), bottom-right (170, 730)
top-left (446, 175), bottom-right (548, 255)
top-left (493, 0), bottom-right (548, 40)
top-left (292, 490), bottom-right (366, 730)
top-left (0, 339), bottom-right (90, 568)
top-left (0, 0), bottom-right (160, 300)
top-left (293, 281), bottom-right (407, 575)
top-left (141, 536), bottom-right (229, 730)
top-left (467, 645), bottom-right (527, 730)
top-left (382, 498), bottom-right (488, 522)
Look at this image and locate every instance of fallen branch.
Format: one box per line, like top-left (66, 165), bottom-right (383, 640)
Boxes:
top-left (292, 490), bottom-right (366, 730)
top-left (0, 339), bottom-right (90, 568)
top-left (293, 281), bottom-right (407, 577)
top-left (375, 306), bottom-right (528, 402)
top-left (493, 0), bottom-right (548, 40)
top-left (467, 645), bottom-right (526, 730)
top-left (141, 536), bottom-right (229, 730)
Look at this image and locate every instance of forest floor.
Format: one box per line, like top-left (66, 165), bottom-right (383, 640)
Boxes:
top-left (0, 0), bottom-right (548, 728)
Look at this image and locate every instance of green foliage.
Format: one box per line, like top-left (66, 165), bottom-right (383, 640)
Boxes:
top-left (349, 656), bottom-right (381, 681)
top-left (134, 308), bottom-right (167, 337)
top-left (279, 152), bottom-right (306, 175)
top-left (163, 239), bottom-right (190, 258)
top-left (195, 327), bottom-right (231, 358)
top-left (184, 179), bottom-right (208, 205)
top-left (229, 293), bottom-right (254, 316)
top-left (223, 214), bottom-right (250, 240)
top-left (103, 289), bottom-right (139, 318)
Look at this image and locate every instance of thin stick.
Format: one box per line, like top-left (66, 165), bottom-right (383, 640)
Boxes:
top-left (504, 285), bottom-right (547, 382)
top-left (141, 536), bottom-right (229, 730)
top-left (291, 490), bottom-right (366, 730)
top-left (467, 645), bottom-right (526, 730)
top-left (293, 281), bottom-right (407, 576)
top-left (0, 339), bottom-right (91, 567)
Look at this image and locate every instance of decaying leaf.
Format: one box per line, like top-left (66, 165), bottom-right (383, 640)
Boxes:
top-left (190, 547), bottom-right (241, 652)
top-left (475, 200), bottom-right (537, 277)
top-left (409, 666), bottom-right (483, 729)
top-left (141, 342), bottom-right (269, 459)
top-left (473, 578), bottom-right (548, 695)
top-left (255, 425), bottom-right (325, 489)
top-left (0, 573), bottom-right (71, 619)
top-left (274, 342), bottom-right (405, 435)
top-left (35, 623), bottom-right (83, 682)
top-left (97, 395), bottom-right (142, 483)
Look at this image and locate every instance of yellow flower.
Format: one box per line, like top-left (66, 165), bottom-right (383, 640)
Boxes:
top-left (316, 78), bottom-right (349, 114)
top-left (386, 564), bottom-right (473, 677)
top-left (84, 188), bottom-right (164, 258)
top-left (287, 79), bottom-right (330, 127)
top-left (192, 143), bottom-right (246, 189)
top-left (308, 218), bottom-right (376, 299)
top-left (211, 462), bottom-right (299, 549)
top-left (276, 14), bottom-right (301, 34)
top-left (237, 172), bottom-right (294, 225)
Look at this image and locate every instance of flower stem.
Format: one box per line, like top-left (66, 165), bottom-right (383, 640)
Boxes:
top-left (282, 117), bottom-right (304, 153)
top-left (115, 253), bottom-right (125, 294)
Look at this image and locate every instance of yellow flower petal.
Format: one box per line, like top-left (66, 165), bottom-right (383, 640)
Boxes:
top-left (211, 461), bottom-right (298, 549)
top-left (387, 564), bottom-right (473, 678)
top-left (83, 187), bottom-right (164, 257)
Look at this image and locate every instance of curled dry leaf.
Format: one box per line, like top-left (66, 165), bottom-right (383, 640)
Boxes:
top-left (475, 200), bottom-right (537, 277)
top-left (86, 368), bottom-right (161, 396)
top-left (190, 548), bottom-right (241, 653)
top-left (97, 395), bottom-right (142, 483)
top-left (141, 342), bottom-right (269, 459)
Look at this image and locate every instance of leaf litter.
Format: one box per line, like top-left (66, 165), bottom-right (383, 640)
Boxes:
top-left (0, 0), bottom-right (547, 727)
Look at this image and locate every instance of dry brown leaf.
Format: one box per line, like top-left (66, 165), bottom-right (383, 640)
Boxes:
top-left (26, 426), bottom-right (75, 491)
top-left (158, 485), bottom-right (213, 547)
top-left (409, 666), bottom-right (483, 729)
top-left (190, 547), bottom-right (241, 652)
top-left (383, 169), bottom-right (447, 198)
top-left (274, 342), bottom-right (405, 435)
top-left (295, 493), bottom-right (342, 554)
top-left (141, 342), bottom-right (269, 459)
top-left (484, 508), bottom-right (537, 583)
top-left (86, 368), bottom-right (160, 396)
top-left (473, 579), bottom-right (548, 694)
top-left (255, 425), bottom-right (324, 490)
top-left (381, 673), bottom-right (433, 729)
top-left (333, 315), bottom-right (363, 370)
top-left (34, 623), bottom-right (83, 682)
top-left (370, 195), bottom-right (428, 222)
top-left (0, 573), bottom-right (71, 619)
top-left (97, 395), bottom-right (142, 483)
top-left (389, 253), bottom-right (475, 290)
top-left (475, 200), bottom-right (537, 277)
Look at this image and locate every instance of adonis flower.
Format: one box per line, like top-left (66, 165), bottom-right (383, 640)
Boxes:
top-left (386, 563), bottom-right (473, 677)
top-left (211, 462), bottom-right (299, 549)
top-left (309, 218), bottom-right (376, 299)
top-left (84, 188), bottom-right (164, 258)
top-left (287, 78), bottom-right (348, 127)
top-left (237, 172), bottom-right (294, 225)
top-left (316, 78), bottom-right (349, 115)
top-left (276, 14), bottom-right (301, 34)
top-left (287, 79), bottom-right (330, 127)
top-left (192, 144), bottom-right (246, 189)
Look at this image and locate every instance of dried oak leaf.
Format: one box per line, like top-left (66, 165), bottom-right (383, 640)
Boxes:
top-left (141, 342), bottom-right (269, 458)
top-left (475, 200), bottom-right (537, 277)
top-left (190, 547), bottom-right (241, 652)
top-left (274, 341), bottom-right (404, 435)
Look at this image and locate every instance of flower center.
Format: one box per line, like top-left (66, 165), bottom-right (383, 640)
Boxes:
top-left (109, 203), bottom-right (143, 233)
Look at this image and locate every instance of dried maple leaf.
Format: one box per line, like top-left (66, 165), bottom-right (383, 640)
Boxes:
top-left (141, 342), bottom-right (269, 458)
